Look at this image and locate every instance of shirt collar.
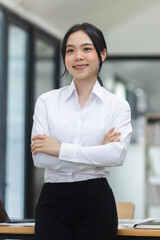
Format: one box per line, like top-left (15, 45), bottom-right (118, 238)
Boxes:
top-left (64, 80), bottom-right (77, 102)
top-left (92, 80), bottom-right (105, 101)
top-left (64, 80), bottom-right (109, 102)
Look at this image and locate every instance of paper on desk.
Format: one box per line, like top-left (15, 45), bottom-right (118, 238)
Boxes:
top-left (0, 222), bottom-right (35, 227)
top-left (118, 218), bottom-right (157, 229)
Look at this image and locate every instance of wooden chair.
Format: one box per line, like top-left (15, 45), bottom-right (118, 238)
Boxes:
top-left (116, 202), bottom-right (135, 219)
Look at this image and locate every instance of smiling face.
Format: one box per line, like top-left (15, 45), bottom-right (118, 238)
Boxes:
top-left (65, 30), bottom-right (106, 83)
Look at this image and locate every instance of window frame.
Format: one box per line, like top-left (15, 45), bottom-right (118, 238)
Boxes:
top-left (0, 6), bottom-right (8, 205)
top-left (0, 4), bottom-right (60, 217)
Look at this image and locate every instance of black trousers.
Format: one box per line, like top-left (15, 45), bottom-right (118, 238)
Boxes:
top-left (35, 178), bottom-right (118, 240)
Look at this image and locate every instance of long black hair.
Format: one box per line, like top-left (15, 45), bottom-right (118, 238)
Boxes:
top-left (61, 22), bottom-right (107, 86)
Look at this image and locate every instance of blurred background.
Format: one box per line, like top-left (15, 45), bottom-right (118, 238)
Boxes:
top-left (0, 0), bottom-right (160, 220)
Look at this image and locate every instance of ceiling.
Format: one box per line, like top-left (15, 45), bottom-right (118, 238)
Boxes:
top-left (1, 0), bottom-right (160, 38)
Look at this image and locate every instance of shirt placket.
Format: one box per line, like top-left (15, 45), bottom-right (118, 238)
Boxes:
top-left (74, 94), bottom-right (95, 144)
top-left (74, 110), bottom-right (83, 144)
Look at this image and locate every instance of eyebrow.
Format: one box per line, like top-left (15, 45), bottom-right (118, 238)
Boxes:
top-left (66, 43), bottom-right (94, 48)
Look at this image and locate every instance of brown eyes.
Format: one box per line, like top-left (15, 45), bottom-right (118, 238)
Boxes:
top-left (83, 47), bottom-right (92, 51)
top-left (66, 49), bottom-right (74, 53)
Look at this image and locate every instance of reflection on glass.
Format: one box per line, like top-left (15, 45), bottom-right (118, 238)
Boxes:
top-left (5, 24), bottom-right (28, 218)
top-left (33, 38), bottom-right (56, 214)
top-left (0, 8), bottom-right (5, 203)
top-left (0, 9), bottom-right (4, 96)
top-left (101, 59), bottom-right (160, 219)
top-left (34, 39), bottom-right (56, 103)
top-left (114, 81), bottom-right (126, 99)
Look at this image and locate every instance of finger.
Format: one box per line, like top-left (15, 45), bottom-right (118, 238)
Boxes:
top-left (116, 138), bottom-right (120, 142)
top-left (108, 132), bottom-right (121, 138)
top-left (30, 140), bottom-right (44, 148)
top-left (113, 138), bottom-right (120, 142)
top-left (31, 134), bottom-right (46, 141)
top-left (105, 135), bottom-right (120, 143)
top-left (32, 147), bottom-right (45, 155)
top-left (109, 135), bottom-right (121, 141)
top-left (31, 142), bottom-right (44, 152)
top-left (104, 132), bottom-right (121, 141)
top-left (114, 132), bottom-right (121, 136)
top-left (111, 137), bottom-right (120, 142)
top-left (108, 128), bottom-right (115, 134)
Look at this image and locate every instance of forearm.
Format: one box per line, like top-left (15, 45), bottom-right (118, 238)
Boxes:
top-left (32, 152), bottom-right (57, 169)
top-left (59, 132), bottom-right (132, 167)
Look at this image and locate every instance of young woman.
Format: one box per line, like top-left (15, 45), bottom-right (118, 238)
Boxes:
top-left (31, 23), bottom-right (132, 240)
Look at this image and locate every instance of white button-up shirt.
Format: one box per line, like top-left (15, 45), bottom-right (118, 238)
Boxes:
top-left (31, 80), bottom-right (132, 182)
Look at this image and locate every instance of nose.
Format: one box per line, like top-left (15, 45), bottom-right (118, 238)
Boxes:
top-left (75, 50), bottom-right (84, 61)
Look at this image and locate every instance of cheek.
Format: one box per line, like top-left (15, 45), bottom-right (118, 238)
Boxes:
top-left (65, 56), bottom-right (73, 70)
top-left (90, 53), bottom-right (100, 66)
top-left (90, 58), bottom-right (100, 70)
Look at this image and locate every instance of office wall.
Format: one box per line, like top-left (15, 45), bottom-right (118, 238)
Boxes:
top-left (107, 2), bottom-right (160, 54)
top-left (108, 144), bottom-right (145, 218)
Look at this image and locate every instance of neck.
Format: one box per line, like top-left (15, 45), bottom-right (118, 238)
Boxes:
top-left (74, 77), bottom-right (97, 98)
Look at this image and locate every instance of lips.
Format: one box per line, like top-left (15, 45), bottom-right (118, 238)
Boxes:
top-left (73, 64), bottom-right (89, 69)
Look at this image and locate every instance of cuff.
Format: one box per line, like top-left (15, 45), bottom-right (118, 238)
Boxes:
top-left (59, 142), bottom-right (80, 162)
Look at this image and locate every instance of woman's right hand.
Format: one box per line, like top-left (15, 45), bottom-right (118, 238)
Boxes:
top-left (101, 128), bottom-right (121, 145)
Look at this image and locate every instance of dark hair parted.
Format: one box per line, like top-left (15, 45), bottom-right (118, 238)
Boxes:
top-left (61, 22), bottom-right (107, 86)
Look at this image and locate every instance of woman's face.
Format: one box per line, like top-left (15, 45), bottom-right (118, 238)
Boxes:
top-left (65, 30), bottom-right (106, 83)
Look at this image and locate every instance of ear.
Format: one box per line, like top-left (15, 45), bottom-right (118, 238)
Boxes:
top-left (101, 49), bottom-right (107, 62)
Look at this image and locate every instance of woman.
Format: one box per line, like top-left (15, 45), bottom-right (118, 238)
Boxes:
top-left (31, 23), bottom-right (132, 240)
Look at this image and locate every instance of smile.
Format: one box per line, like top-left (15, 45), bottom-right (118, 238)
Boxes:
top-left (73, 64), bottom-right (89, 70)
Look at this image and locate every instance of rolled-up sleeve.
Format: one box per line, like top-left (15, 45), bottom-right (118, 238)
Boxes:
top-left (59, 102), bottom-right (132, 167)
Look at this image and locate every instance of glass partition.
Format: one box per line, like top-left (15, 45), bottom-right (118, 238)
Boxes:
top-left (0, 9), bottom-right (3, 85)
top-left (32, 37), bottom-right (57, 214)
top-left (34, 38), bottom-right (56, 103)
top-left (0, 6), bottom-right (60, 218)
top-left (0, 8), bottom-right (5, 203)
top-left (5, 24), bottom-right (28, 218)
top-left (101, 59), bottom-right (160, 218)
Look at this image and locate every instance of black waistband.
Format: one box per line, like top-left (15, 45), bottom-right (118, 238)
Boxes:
top-left (41, 177), bottom-right (110, 197)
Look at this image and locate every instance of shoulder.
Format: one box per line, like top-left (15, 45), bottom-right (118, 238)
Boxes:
top-left (36, 85), bottom-right (69, 104)
top-left (101, 87), bottom-right (130, 110)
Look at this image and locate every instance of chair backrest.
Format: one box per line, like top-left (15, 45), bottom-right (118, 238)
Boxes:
top-left (116, 202), bottom-right (135, 219)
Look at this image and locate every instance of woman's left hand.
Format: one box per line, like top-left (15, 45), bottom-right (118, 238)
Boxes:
top-left (101, 128), bottom-right (121, 145)
top-left (31, 134), bottom-right (61, 157)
